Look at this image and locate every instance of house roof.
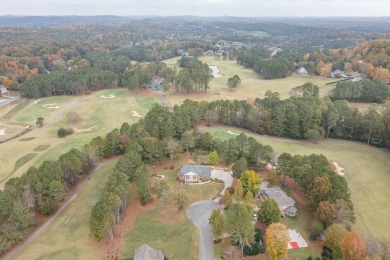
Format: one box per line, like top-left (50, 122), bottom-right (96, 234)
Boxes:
top-left (261, 187), bottom-right (295, 208)
top-left (181, 164), bottom-right (212, 178)
top-left (0, 85), bottom-right (7, 92)
top-left (134, 244), bottom-right (165, 260)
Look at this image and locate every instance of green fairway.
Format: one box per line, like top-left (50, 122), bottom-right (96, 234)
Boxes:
top-left (163, 56), bottom-right (335, 105)
top-left (136, 96), bottom-right (158, 110)
top-left (207, 125), bottom-right (390, 239)
top-left (13, 159), bottom-right (119, 260)
top-left (14, 96), bottom-right (75, 123)
top-left (0, 89), bottom-right (142, 187)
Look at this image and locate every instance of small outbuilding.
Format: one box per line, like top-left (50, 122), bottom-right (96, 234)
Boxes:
top-left (0, 85), bottom-right (8, 94)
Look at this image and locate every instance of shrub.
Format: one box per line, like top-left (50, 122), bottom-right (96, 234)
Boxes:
top-left (259, 244), bottom-right (266, 254)
top-left (57, 127), bottom-right (74, 138)
top-left (244, 243), bottom-right (260, 256)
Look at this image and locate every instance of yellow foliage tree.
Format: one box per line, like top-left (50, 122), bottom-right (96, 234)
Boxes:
top-left (240, 170), bottom-right (262, 196)
top-left (266, 223), bottom-right (289, 260)
top-left (2, 77), bottom-right (14, 89)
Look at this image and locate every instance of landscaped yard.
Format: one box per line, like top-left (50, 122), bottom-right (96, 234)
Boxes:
top-left (206, 125), bottom-right (390, 239)
top-left (121, 156), bottom-right (223, 259)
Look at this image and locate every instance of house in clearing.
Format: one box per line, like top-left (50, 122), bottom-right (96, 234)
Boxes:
top-left (296, 67), bottom-right (307, 74)
top-left (0, 85), bottom-right (8, 95)
top-left (179, 164), bottom-right (212, 183)
top-left (134, 244), bottom-right (166, 260)
top-left (260, 182), bottom-right (297, 217)
top-left (151, 76), bottom-right (164, 91)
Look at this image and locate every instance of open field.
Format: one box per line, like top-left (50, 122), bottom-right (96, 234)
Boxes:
top-left (162, 56), bottom-right (335, 105)
top-left (0, 88), bottom-right (142, 187)
top-left (206, 125), bottom-right (390, 239)
top-left (12, 159), bottom-right (119, 260)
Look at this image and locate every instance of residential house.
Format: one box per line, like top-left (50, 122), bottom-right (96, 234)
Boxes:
top-left (0, 85), bottom-right (8, 95)
top-left (330, 70), bottom-right (346, 78)
top-left (260, 182), bottom-right (297, 217)
top-left (134, 244), bottom-right (166, 260)
top-left (179, 164), bottom-right (212, 183)
top-left (151, 77), bottom-right (164, 91)
top-left (296, 67), bottom-right (307, 74)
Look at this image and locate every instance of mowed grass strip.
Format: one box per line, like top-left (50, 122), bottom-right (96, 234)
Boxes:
top-left (13, 159), bottom-right (119, 260)
top-left (34, 145), bottom-right (51, 152)
top-left (0, 153), bottom-right (39, 184)
top-left (207, 125), bottom-right (390, 238)
top-left (121, 209), bottom-right (199, 260)
top-left (136, 96), bottom-right (158, 110)
top-left (0, 99), bottom-right (31, 122)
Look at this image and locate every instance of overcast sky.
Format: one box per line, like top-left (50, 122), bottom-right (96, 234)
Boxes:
top-left (0, 0), bottom-right (389, 17)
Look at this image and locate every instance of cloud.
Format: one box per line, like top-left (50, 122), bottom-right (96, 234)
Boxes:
top-left (0, 0), bottom-right (389, 16)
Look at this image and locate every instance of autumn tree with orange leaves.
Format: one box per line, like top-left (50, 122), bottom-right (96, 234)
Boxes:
top-left (340, 231), bottom-right (367, 260)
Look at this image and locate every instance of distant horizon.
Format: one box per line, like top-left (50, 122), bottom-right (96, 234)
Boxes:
top-left (0, 14), bottom-right (389, 19)
top-left (1, 0), bottom-right (389, 17)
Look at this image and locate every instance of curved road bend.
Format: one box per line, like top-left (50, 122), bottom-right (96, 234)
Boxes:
top-left (4, 159), bottom-right (116, 260)
top-left (187, 201), bottom-right (223, 260)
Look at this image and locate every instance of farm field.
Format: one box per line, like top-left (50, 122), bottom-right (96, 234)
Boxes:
top-left (0, 88), bottom-right (143, 187)
top-left (162, 56), bottom-right (335, 105)
top-left (206, 125), bottom-right (390, 239)
top-left (12, 159), bottom-right (119, 260)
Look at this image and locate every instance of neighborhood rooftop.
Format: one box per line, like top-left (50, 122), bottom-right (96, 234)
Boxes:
top-left (181, 164), bottom-right (212, 178)
top-left (134, 244), bottom-right (165, 260)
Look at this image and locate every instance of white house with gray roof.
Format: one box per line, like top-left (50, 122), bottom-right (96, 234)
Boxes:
top-left (179, 164), bottom-right (212, 183)
top-left (260, 181), bottom-right (297, 217)
top-left (134, 244), bottom-right (165, 260)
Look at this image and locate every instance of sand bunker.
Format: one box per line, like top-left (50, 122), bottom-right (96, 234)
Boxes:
top-left (131, 111), bottom-right (143, 118)
top-left (333, 162), bottom-right (345, 176)
top-left (100, 95), bottom-right (115, 99)
top-left (227, 130), bottom-right (239, 136)
top-left (209, 65), bottom-right (223, 77)
top-left (33, 99), bottom-right (41, 105)
top-left (42, 103), bottom-right (60, 109)
top-left (0, 129), bottom-right (5, 135)
top-left (74, 125), bottom-right (97, 133)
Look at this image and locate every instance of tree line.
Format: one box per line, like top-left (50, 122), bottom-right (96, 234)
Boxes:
top-left (199, 83), bottom-right (390, 148)
top-left (331, 79), bottom-right (389, 103)
top-left (0, 149), bottom-right (94, 254)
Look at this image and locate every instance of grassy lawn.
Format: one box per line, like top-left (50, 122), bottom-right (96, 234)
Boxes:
top-left (13, 159), bottom-right (119, 260)
top-left (121, 209), bottom-right (199, 260)
top-left (206, 125), bottom-right (390, 239)
top-left (0, 89), bottom-right (142, 187)
top-left (136, 96), bottom-right (158, 110)
top-left (162, 56), bottom-right (335, 105)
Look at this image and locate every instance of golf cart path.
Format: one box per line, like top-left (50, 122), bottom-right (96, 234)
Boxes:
top-left (3, 158), bottom-right (117, 260)
top-left (187, 201), bottom-right (223, 260)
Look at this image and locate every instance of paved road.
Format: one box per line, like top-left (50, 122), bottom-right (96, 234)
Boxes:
top-left (187, 201), bottom-right (223, 260)
top-left (3, 159), bottom-right (115, 260)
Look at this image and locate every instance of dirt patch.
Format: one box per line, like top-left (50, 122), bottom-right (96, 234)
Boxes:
top-left (332, 162), bottom-right (345, 176)
top-left (0, 129), bottom-right (5, 135)
top-left (74, 125), bottom-right (97, 133)
top-left (100, 95), bottom-right (115, 99)
top-left (131, 111), bottom-right (143, 118)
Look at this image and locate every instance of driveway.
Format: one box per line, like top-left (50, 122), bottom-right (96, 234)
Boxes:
top-left (211, 169), bottom-right (233, 195)
top-left (187, 201), bottom-right (223, 260)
